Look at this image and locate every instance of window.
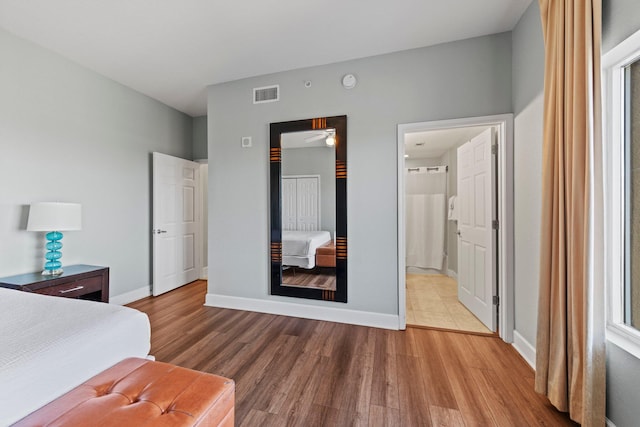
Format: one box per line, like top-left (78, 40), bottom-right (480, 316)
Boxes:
top-left (604, 28), bottom-right (640, 358)
top-left (625, 59), bottom-right (640, 329)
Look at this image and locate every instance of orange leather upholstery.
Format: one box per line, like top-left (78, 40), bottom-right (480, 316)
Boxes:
top-left (13, 358), bottom-right (234, 427)
top-left (316, 241), bottom-right (336, 267)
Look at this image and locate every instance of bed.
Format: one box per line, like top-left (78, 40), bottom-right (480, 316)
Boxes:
top-left (282, 230), bottom-right (332, 269)
top-left (0, 288), bottom-right (151, 426)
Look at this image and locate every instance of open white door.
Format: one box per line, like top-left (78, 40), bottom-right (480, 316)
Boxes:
top-left (457, 128), bottom-right (497, 331)
top-left (152, 152), bottom-right (201, 296)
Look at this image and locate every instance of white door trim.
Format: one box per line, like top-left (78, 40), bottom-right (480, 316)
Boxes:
top-left (199, 162), bottom-right (209, 280)
top-left (397, 114), bottom-right (514, 343)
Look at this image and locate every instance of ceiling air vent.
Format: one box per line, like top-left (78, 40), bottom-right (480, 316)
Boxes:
top-left (253, 85), bottom-right (279, 104)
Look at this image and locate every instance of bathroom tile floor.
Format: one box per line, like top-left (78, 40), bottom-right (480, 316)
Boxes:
top-left (406, 273), bottom-right (492, 334)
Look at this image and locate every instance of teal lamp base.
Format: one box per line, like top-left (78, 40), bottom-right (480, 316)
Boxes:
top-left (42, 231), bottom-right (64, 276)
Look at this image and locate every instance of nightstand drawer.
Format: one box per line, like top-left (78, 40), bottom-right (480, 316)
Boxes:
top-left (0, 265), bottom-right (109, 302)
top-left (30, 276), bottom-right (103, 298)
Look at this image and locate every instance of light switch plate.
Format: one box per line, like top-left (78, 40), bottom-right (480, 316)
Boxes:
top-left (241, 136), bottom-right (252, 148)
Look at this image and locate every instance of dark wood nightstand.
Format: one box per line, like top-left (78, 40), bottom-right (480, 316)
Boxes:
top-left (0, 264), bottom-right (109, 303)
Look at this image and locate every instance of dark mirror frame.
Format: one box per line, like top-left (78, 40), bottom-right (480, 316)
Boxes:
top-left (270, 115), bottom-right (347, 302)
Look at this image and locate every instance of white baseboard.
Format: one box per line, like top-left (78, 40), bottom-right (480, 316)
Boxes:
top-left (512, 330), bottom-right (536, 369)
top-left (406, 267), bottom-right (442, 275)
top-left (205, 293), bottom-right (400, 330)
top-left (606, 418), bottom-right (617, 427)
top-left (110, 286), bottom-right (151, 305)
top-left (200, 266), bottom-right (208, 280)
top-left (447, 269), bottom-right (458, 280)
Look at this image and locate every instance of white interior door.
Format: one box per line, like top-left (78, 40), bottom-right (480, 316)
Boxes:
top-left (295, 177), bottom-right (319, 231)
top-left (457, 128), bottom-right (497, 331)
top-left (282, 175), bottom-right (320, 231)
top-left (282, 178), bottom-right (297, 231)
top-left (152, 152), bottom-right (201, 296)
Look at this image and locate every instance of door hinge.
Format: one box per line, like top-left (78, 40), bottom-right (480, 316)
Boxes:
top-left (491, 143), bottom-right (498, 155)
top-left (492, 220), bottom-right (499, 230)
top-left (493, 295), bottom-right (500, 306)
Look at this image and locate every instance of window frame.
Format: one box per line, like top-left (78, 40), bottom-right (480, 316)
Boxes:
top-left (603, 28), bottom-right (640, 358)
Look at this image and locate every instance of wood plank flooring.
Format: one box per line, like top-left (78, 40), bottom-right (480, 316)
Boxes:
top-left (128, 280), bottom-right (577, 426)
top-left (283, 268), bottom-right (336, 290)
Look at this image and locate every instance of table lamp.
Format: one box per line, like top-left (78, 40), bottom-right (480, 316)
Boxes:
top-left (27, 202), bottom-right (82, 275)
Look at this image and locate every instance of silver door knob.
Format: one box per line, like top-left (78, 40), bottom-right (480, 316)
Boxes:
top-left (153, 229), bottom-right (167, 234)
top-left (456, 230), bottom-right (461, 236)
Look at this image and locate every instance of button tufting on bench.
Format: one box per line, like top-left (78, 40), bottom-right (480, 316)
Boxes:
top-left (13, 358), bottom-right (235, 427)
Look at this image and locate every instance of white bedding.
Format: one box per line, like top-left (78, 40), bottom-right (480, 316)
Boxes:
top-left (282, 231), bottom-right (331, 269)
top-left (0, 288), bottom-right (151, 426)
top-left (282, 230), bottom-right (331, 257)
top-left (282, 255), bottom-right (316, 269)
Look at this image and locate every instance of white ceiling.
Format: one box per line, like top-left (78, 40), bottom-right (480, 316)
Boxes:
top-left (281, 130), bottom-right (335, 149)
top-left (0, 0), bottom-right (532, 117)
top-left (405, 126), bottom-right (492, 159)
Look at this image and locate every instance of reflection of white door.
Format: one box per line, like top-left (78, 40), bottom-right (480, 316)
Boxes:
top-left (152, 152), bottom-right (201, 296)
top-left (457, 128), bottom-right (497, 331)
top-left (282, 176), bottom-right (320, 231)
top-left (282, 178), bottom-right (297, 231)
top-left (296, 177), bottom-right (319, 231)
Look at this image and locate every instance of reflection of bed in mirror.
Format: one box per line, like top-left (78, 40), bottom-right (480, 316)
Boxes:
top-left (282, 230), bottom-right (331, 269)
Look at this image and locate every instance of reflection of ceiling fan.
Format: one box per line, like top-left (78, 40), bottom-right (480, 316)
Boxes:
top-left (304, 130), bottom-right (336, 146)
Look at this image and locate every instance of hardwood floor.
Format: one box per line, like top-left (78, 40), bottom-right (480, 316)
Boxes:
top-left (283, 268), bottom-right (336, 290)
top-left (128, 280), bottom-right (577, 426)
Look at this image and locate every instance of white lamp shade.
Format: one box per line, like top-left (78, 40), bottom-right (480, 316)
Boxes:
top-left (27, 202), bottom-right (82, 231)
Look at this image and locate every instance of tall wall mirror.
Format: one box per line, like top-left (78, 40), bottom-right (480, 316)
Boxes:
top-left (270, 116), bottom-right (347, 302)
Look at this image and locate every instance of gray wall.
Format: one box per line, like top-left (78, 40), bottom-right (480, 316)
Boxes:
top-left (0, 28), bottom-right (192, 299)
top-left (207, 33), bottom-right (512, 313)
top-left (602, 0), bottom-right (640, 52)
top-left (602, 2), bottom-right (640, 425)
top-left (192, 115), bottom-right (208, 160)
top-left (282, 146), bottom-right (336, 234)
top-left (404, 158), bottom-right (442, 168)
top-left (607, 343), bottom-right (640, 427)
top-left (511, 0), bottom-right (545, 347)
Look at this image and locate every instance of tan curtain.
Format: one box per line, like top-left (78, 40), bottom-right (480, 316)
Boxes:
top-left (536, 0), bottom-right (605, 425)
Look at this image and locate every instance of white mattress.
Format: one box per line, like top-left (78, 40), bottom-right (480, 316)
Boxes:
top-left (0, 288), bottom-right (151, 425)
top-left (282, 230), bottom-right (331, 257)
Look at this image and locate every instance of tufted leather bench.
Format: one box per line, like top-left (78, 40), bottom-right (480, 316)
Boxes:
top-left (12, 358), bottom-right (234, 427)
top-left (316, 241), bottom-right (336, 267)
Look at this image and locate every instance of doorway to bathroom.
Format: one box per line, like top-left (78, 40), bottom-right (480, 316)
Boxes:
top-left (397, 115), bottom-right (514, 341)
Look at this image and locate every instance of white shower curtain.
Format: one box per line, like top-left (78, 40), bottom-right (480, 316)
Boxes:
top-left (405, 166), bottom-right (447, 270)
top-left (406, 194), bottom-right (446, 269)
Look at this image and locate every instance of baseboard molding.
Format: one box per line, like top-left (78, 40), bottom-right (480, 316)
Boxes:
top-left (110, 286), bottom-right (151, 305)
top-left (606, 418), bottom-right (617, 427)
top-left (205, 293), bottom-right (399, 330)
top-left (447, 269), bottom-right (458, 280)
top-left (200, 266), bottom-right (208, 280)
top-left (512, 330), bottom-right (536, 369)
top-left (406, 267), bottom-right (442, 275)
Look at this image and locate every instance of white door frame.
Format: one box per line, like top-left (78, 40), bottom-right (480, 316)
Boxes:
top-left (397, 114), bottom-right (514, 343)
top-left (196, 160), bottom-right (208, 280)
